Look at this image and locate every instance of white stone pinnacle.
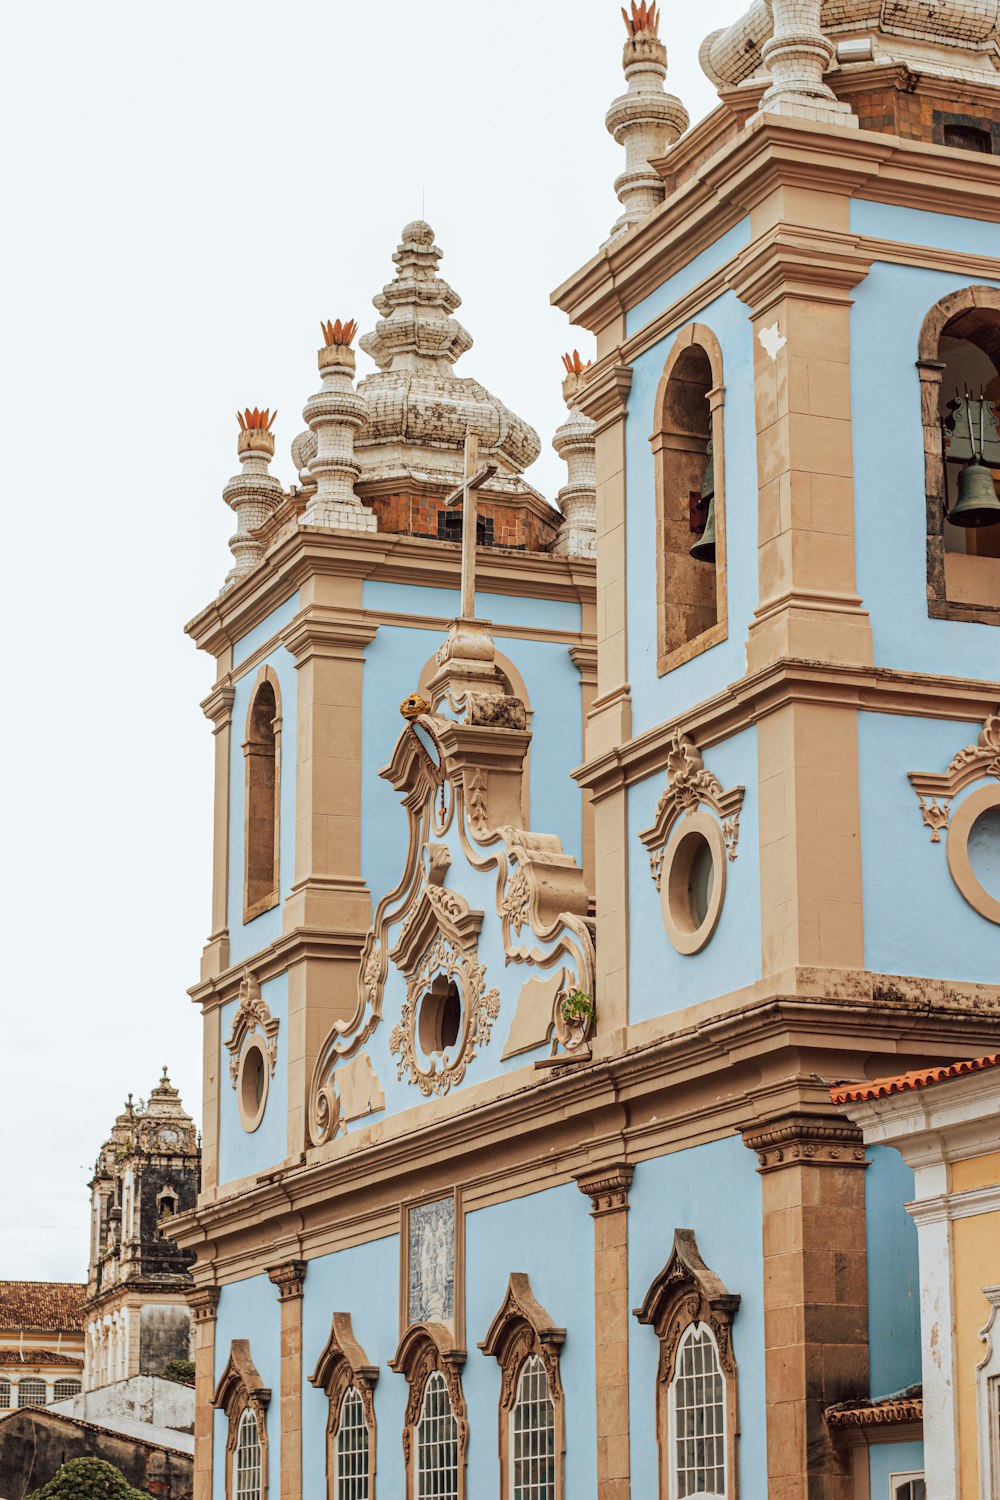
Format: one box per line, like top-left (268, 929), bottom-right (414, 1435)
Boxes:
top-left (552, 359), bottom-right (597, 560)
top-left (301, 330), bottom-right (376, 533)
top-left (606, 3), bottom-right (689, 240)
top-left (221, 413), bottom-right (283, 592)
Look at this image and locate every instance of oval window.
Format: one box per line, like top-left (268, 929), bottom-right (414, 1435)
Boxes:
top-left (659, 811), bottom-right (727, 954)
top-left (237, 1038), bottom-right (270, 1133)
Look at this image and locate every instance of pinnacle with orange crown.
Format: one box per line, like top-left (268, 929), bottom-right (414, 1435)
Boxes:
top-left (562, 350), bottom-right (592, 377)
top-left (321, 318), bottom-right (358, 348)
top-left (622, 1), bottom-right (659, 38)
top-left (236, 407), bottom-right (277, 433)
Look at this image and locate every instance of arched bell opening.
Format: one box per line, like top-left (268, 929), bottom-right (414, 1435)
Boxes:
top-left (918, 288), bottom-right (1000, 622)
top-left (651, 323), bottom-right (728, 675)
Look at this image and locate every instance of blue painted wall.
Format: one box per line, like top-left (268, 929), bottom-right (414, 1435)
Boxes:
top-left (849, 250), bottom-right (999, 680)
top-left (866, 1146), bottom-right (921, 1401)
top-left (232, 591), bottom-right (300, 669)
top-left (227, 633), bottom-right (298, 966)
top-left (858, 712), bottom-right (1000, 982)
top-left (213, 1274), bottom-right (282, 1496)
top-left (869, 1439), bottom-right (925, 1499)
top-left (628, 727), bottom-right (762, 1024)
top-left (625, 291), bottom-right (759, 739)
top-left (625, 218), bottom-right (751, 338)
top-left (301, 1234), bottom-right (402, 1500)
top-left (629, 1138), bottom-right (767, 1498)
top-left (217, 972), bottom-right (289, 1185)
top-left (298, 1183), bottom-right (592, 1497)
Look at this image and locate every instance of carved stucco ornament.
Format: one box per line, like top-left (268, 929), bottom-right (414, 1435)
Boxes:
top-left (307, 652), bottom-right (596, 1144)
top-left (908, 710), bottom-right (1000, 842)
top-left (638, 729), bottom-right (745, 889)
top-left (224, 969), bottom-right (280, 1086)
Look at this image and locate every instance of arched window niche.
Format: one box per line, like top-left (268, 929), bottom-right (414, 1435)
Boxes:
top-left (243, 666), bottom-right (282, 923)
top-left (918, 287), bottom-right (1000, 623)
top-left (650, 323), bottom-right (728, 676)
top-left (478, 1272), bottom-right (566, 1500)
top-left (308, 1311), bottom-right (379, 1499)
top-left (212, 1339), bottom-right (271, 1500)
top-left (635, 1228), bottom-right (741, 1500)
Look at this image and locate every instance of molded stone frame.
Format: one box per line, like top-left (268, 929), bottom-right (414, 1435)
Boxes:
top-left (917, 286), bottom-right (1000, 625)
top-left (213, 1338), bottom-right (271, 1500)
top-left (389, 1321), bottom-right (468, 1500)
top-left (399, 1187), bottom-right (465, 1345)
top-left (977, 1286), bottom-right (1000, 1500)
top-left (651, 323), bottom-right (728, 676)
top-left (309, 1312), bottom-right (380, 1500)
top-left (478, 1273), bottom-right (567, 1500)
top-left (638, 729), bottom-right (745, 954)
top-left (908, 709), bottom-right (1000, 924)
top-left (224, 969), bottom-right (280, 1133)
top-left (634, 1229), bottom-right (741, 1500)
top-left (243, 664), bottom-right (282, 922)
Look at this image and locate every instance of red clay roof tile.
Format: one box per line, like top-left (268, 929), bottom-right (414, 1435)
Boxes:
top-left (0, 1283), bottom-right (86, 1333)
top-left (831, 1053), bottom-right (1000, 1105)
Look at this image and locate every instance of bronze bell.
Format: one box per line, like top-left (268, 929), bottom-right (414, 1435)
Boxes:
top-left (949, 460), bottom-right (1000, 528)
top-left (690, 437), bottom-right (716, 562)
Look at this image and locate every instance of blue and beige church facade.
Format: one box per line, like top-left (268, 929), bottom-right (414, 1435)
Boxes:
top-left (171, 2), bottom-right (1000, 1496)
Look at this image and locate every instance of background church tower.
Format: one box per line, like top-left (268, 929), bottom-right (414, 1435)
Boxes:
top-left (83, 1071), bottom-right (200, 1392)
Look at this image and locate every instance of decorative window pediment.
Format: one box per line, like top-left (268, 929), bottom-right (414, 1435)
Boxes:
top-left (309, 1313), bottom-right (379, 1497)
top-left (635, 1230), bottom-right (740, 1500)
top-left (909, 709), bottom-right (1000, 837)
top-left (908, 709), bottom-right (1000, 924)
top-left (639, 731), bottom-right (745, 875)
top-left (479, 1273), bottom-right (566, 1499)
top-left (213, 1339), bottom-right (271, 1500)
top-left (390, 1322), bottom-right (468, 1500)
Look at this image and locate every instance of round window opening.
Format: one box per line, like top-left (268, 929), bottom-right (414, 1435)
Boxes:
top-left (237, 1038), bottom-right (269, 1133)
top-left (660, 811), bottom-right (727, 955)
top-left (946, 785), bottom-right (1000, 925)
top-left (418, 974), bottom-right (462, 1057)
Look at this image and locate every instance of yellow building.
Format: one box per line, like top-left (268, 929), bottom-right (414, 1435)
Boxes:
top-left (0, 1282), bottom-right (84, 1412)
top-left (837, 1055), bottom-right (1000, 1500)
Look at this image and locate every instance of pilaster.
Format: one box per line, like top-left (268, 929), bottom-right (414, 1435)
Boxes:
top-left (190, 1286), bottom-right (221, 1500)
top-left (200, 680), bottom-right (236, 982)
top-left (268, 1260), bottom-right (308, 1500)
top-left (577, 364), bottom-right (633, 1035)
top-left (570, 643), bottom-right (599, 903)
top-left (201, 1003), bottom-right (221, 1195)
top-left (575, 1163), bottom-right (634, 1500)
top-left (742, 1115), bottom-right (870, 1500)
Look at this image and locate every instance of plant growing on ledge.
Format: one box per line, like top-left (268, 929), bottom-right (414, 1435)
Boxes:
top-left (161, 1357), bottom-right (196, 1386)
top-left (561, 989), bottom-right (594, 1025)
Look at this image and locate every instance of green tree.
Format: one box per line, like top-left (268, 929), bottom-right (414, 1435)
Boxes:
top-left (26, 1456), bottom-right (148, 1500)
top-left (159, 1358), bottom-right (196, 1386)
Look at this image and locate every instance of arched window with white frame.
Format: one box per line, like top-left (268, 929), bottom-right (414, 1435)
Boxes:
top-left (17, 1378), bottom-right (47, 1409)
top-left (668, 1323), bottom-right (727, 1499)
top-left (334, 1385), bottom-right (370, 1498)
top-left (308, 1310), bottom-right (378, 1500)
top-left (53, 1378), bottom-right (82, 1401)
top-left (480, 1272), bottom-right (566, 1500)
top-left (234, 1406), bottom-right (263, 1500)
top-left (510, 1353), bottom-right (557, 1499)
top-left (635, 1229), bottom-right (741, 1500)
top-left (0, 1379), bottom-right (10, 1410)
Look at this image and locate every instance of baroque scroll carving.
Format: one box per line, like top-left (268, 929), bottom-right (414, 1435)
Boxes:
top-left (638, 730), bottom-right (745, 889)
top-left (224, 969), bottom-right (280, 1086)
top-left (908, 709), bottom-right (1000, 841)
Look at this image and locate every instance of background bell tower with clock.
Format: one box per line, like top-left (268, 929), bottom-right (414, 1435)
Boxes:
top-left (82, 1069), bottom-right (201, 1391)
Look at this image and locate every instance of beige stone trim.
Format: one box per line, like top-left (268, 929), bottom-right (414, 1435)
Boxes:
top-left (908, 707), bottom-right (1000, 848)
top-left (659, 811), bottom-right (729, 956)
top-left (575, 1163), bottom-right (632, 1496)
top-left (191, 1288), bottom-right (220, 1500)
top-left (309, 1313), bottom-right (379, 1500)
top-left (213, 1339), bottom-right (271, 1500)
top-left (946, 784), bottom-right (1000, 925)
top-left (225, 971), bottom-right (280, 1135)
top-left (398, 1187), bottom-right (465, 1347)
top-left (634, 1229), bottom-right (741, 1500)
top-left (267, 1261), bottom-right (306, 1499)
top-left (478, 1274), bottom-right (566, 1500)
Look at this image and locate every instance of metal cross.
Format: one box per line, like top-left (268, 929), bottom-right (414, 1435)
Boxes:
top-left (443, 431), bottom-right (497, 620)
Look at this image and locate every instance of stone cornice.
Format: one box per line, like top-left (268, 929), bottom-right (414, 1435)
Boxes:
top-left (575, 363), bottom-right (633, 431)
top-left (281, 608), bottom-right (380, 663)
top-left (907, 1183), bottom-right (1000, 1226)
top-left (172, 983), bottom-right (1000, 1282)
top-left (574, 658), bottom-right (1000, 805)
top-left (189, 924), bottom-right (370, 1013)
top-left (725, 223), bottom-right (874, 316)
top-left (553, 114), bottom-right (1000, 334)
top-left (200, 683), bottom-right (236, 731)
top-left (186, 532), bottom-right (596, 659)
top-left (190, 1286), bottom-right (221, 1323)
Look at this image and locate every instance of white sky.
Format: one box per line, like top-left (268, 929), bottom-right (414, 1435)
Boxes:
top-left (1, 0), bottom-right (736, 1282)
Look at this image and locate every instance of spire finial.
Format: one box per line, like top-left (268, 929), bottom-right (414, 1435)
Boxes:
top-left (606, 1), bottom-right (688, 239)
top-left (221, 408), bottom-right (283, 591)
top-left (552, 354), bottom-right (597, 559)
top-left (300, 317), bottom-right (375, 532)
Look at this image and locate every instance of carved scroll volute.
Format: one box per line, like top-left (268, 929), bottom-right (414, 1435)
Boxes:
top-left (503, 832), bottom-right (590, 938)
